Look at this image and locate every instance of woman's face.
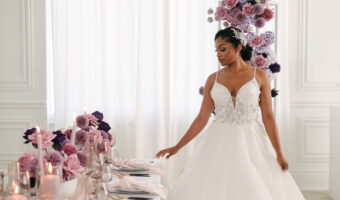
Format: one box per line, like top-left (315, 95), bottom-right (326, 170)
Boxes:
top-left (215, 37), bottom-right (241, 66)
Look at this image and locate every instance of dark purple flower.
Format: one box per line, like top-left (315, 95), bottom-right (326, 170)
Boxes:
top-left (75, 130), bottom-right (88, 145)
top-left (77, 152), bottom-right (88, 167)
top-left (63, 143), bottom-right (78, 156)
top-left (235, 12), bottom-right (247, 24)
top-left (23, 127), bottom-right (36, 144)
top-left (44, 151), bottom-right (63, 167)
top-left (98, 120), bottom-right (111, 132)
top-left (254, 17), bottom-right (265, 28)
top-left (269, 62), bottom-right (281, 73)
top-left (199, 86), bottom-right (205, 95)
top-left (92, 111), bottom-right (104, 121)
top-left (76, 115), bottom-right (89, 129)
top-left (52, 130), bottom-right (67, 151)
top-left (271, 89), bottom-right (279, 97)
top-left (253, 4), bottom-right (264, 15)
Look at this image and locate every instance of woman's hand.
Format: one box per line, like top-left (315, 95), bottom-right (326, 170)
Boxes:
top-left (277, 154), bottom-right (289, 171)
top-left (155, 146), bottom-right (180, 159)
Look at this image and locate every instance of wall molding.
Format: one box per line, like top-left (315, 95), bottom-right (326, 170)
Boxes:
top-left (0, 101), bottom-right (46, 108)
top-left (0, 0), bottom-right (34, 90)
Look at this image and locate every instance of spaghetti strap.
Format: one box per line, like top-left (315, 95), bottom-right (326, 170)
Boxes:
top-left (215, 64), bottom-right (221, 82)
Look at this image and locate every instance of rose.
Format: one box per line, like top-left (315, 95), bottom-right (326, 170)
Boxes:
top-left (250, 36), bottom-right (265, 47)
top-left (85, 114), bottom-right (98, 126)
top-left (262, 8), bottom-right (274, 21)
top-left (63, 154), bottom-right (84, 178)
top-left (242, 3), bottom-right (254, 16)
top-left (254, 55), bottom-right (267, 68)
top-left (18, 153), bottom-right (37, 171)
top-left (254, 17), bottom-right (265, 28)
top-left (28, 129), bottom-right (56, 149)
top-left (215, 5), bottom-right (227, 20)
top-left (225, 0), bottom-right (239, 9)
top-left (207, 17), bottom-right (213, 23)
top-left (63, 143), bottom-right (78, 156)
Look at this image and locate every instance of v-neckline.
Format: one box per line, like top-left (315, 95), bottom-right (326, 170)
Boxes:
top-left (214, 77), bottom-right (256, 109)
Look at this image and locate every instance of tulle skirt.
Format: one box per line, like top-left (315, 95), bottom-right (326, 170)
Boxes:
top-left (167, 120), bottom-right (305, 200)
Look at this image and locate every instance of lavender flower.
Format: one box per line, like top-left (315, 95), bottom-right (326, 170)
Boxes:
top-left (260, 31), bottom-right (275, 46)
top-left (23, 127), bottom-right (36, 144)
top-left (44, 151), bottom-right (63, 167)
top-left (77, 152), bottom-right (88, 167)
top-left (246, 32), bottom-right (256, 43)
top-left (255, 45), bottom-right (270, 53)
top-left (269, 62), bottom-right (280, 73)
top-left (52, 130), bottom-right (67, 151)
top-left (76, 115), bottom-right (89, 129)
top-left (92, 111), bottom-right (104, 121)
top-left (271, 89), bottom-right (279, 97)
top-left (199, 86), bottom-right (205, 95)
top-left (98, 120), bottom-right (111, 132)
top-left (75, 130), bottom-right (88, 145)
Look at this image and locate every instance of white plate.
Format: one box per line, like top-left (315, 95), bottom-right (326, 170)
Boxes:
top-left (110, 188), bottom-right (150, 194)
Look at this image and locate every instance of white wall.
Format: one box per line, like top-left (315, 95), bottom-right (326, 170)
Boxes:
top-left (285, 0), bottom-right (340, 191)
top-left (0, 0), bottom-right (47, 171)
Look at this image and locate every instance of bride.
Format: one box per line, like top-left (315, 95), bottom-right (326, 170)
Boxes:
top-left (155, 27), bottom-right (305, 199)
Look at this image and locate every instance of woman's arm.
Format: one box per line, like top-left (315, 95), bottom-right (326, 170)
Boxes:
top-left (258, 70), bottom-right (283, 156)
top-left (174, 73), bottom-right (216, 150)
top-left (155, 73), bottom-right (216, 159)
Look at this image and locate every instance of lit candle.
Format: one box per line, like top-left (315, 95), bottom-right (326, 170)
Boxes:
top-left (36, 126), bottom-right (44, 177)
top-left (71, 113), bottom-right (77, 145)
top-left (84, 107), bottom-right (87, 114)
top-left (6, 184), bottom-right (27, 200)
top-left (40, 163), bottom-right (61, 200)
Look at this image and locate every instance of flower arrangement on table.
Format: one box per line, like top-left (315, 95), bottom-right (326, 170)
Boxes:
top-left (18, 111), bottom-right (116, 184)
top-left (204, 0), bottom-right (280, 97)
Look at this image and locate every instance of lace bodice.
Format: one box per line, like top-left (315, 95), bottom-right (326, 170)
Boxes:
top-left (211, 67), bottom-right (261, 124)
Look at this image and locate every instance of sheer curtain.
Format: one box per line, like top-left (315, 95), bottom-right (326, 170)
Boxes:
top-left (48, 0), bottom-right (218, 186)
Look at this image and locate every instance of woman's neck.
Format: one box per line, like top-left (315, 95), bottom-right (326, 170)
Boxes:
top-left (225, 58), bottom-right (249, 72)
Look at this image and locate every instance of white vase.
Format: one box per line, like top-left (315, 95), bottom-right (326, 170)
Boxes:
top-left (61, 178), bottom-right (78, 199)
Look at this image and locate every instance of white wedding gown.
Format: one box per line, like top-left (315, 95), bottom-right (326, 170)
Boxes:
top-left (168, 67), bottom-right (305, 200)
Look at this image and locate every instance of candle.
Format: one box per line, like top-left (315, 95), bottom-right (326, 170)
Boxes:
top-left (40, 163), bottom-right (60, 200)
top-left (71, 113), bottom-right (77, 145)
top-left (5, 185), bottom-right (27, 200)
top-left (36, 126), bottom-right (44, 177)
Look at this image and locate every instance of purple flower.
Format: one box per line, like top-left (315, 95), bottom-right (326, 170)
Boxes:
top-left (77, 152), bottom-right (88, 167)
top-left (75, 130), bottom-right (88, 145)
top-left (100, 130), bottom-right (109, 140)
top-left (231, 8), bottom-right (241, 17)
top-left (92, 111), bottom-right (104, 121)
top-left (260, 31), bottom-right (275, 46)
top-left (235, 12), bottom-right (247, 24)
top-left (237, 17), bottom-right (252, 32)
top-left (98, 120), bottom-right (111, 132)
top-left (52, 130), bottom-right (67, 151)
top-left (253, 4), bottom-right (264, 15)
top-left (246, 32), bottom-right (256, 43)
top-left (23, 127), bottom-right (36, 144)
top-left (199, 86), bottom-right (205, 95)
top-left (76, 115), bottom-right (89, 129)
top-left (269, 62), bottom-right (281, 73)
top-left (63, 143), bottom-right (78, 156)
top-left (44, 151), bottom-right (63, 167)
top-left (254, 17), bottom-right (265, 28)
top-left (255, 45), bottom-right (270, 53)
top-left (271, 89), bottom-right (279, 97)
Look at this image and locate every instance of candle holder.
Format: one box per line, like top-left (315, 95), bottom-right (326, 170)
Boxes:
top-left (39, 163), bottom-right (62, 200)
top-left (6, 162), bottom-right (27, 200)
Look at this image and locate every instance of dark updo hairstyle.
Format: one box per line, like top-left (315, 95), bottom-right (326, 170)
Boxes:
top-left (214, 27), bottom-right (253, 61)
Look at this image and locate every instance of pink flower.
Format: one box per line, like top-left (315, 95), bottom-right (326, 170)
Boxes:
top-left (28, 129), bottom-right (56, 149)
top-left (215, 5), bottom-right (227, 21)
top-left (64, 129), bottom-right (72, 140)
top-left (235, 12), bottom-right (246, 24)
top-left (223, 21), bottom-right (229, 27)
top-left (76, 115), bottom-right (89, 129)
top-left (260, 0), bottom-right (270, 4)
top-left (18, 153), bottom-right (37, 171)
top-left (207, 17), bottom-right (213, 23)
top-left (85, 114), bottom-right (98, 127)
top-left (224, 13), bottom-right (237, 25)
top-left (88, 130), bottom-right (103, 144)
top-left (262, 8), bottom-right (274, 21)
top-left (254, 55), bottom-right (267, 68)
top-left (242, 3), bottom-right (254, 16)
top-left (225, 0), bottom-right (239, 9)
top-left (250, 36), bottom-right (266, 47)
top-left (63, 154), bottom-right (83, 178)
top-left (207, 8), bottom-right (214, 14)
top-left (63, 143), bottom-right (78, 156)
top-left (254, 17), bottom-right (265, 28)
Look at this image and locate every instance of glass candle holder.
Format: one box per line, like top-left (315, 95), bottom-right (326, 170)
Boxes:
top-left (39, 163), bottom-right (62, 200)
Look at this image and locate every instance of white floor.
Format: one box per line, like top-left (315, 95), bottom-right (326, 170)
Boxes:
top-left (302, 191), bottom-right (333, 200)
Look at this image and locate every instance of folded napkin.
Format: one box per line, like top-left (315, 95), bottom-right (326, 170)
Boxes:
top-left (108, 176), bottom-right (168, 199)
top-left (68, 175), bottom-right (94, 200)
top-left (112, 159), bottom-right (166, 177)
